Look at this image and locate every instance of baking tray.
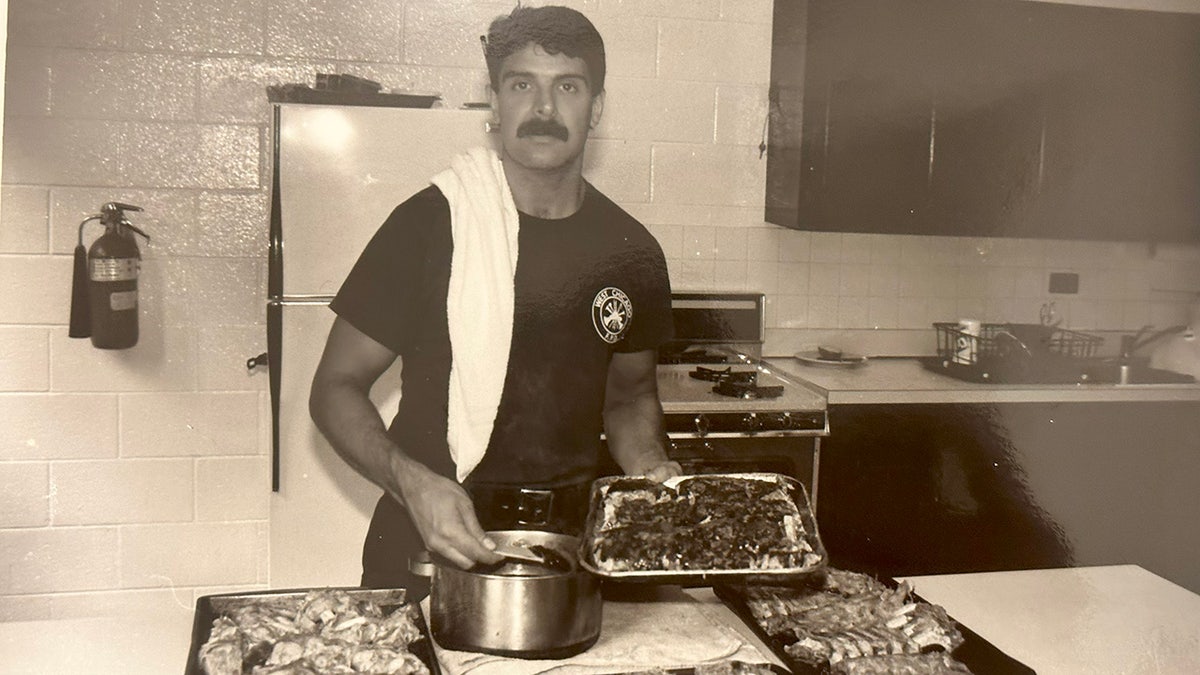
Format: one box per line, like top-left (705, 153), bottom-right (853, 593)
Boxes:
top-left (714, 579), bottom-right (1035, 675)
top-left (579, 473), bottom-right (827, 585)
top-left (184, 586), bottom-right (440, 675)
top-left (612, 662), bottom-right (791, 674)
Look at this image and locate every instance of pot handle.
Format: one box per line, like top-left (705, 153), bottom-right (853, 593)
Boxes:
top-left (409, 550), bottom-right (434, 578)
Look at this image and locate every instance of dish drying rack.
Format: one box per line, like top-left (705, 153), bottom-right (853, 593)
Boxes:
top-left (926, 322), bottom-right (1104, 383)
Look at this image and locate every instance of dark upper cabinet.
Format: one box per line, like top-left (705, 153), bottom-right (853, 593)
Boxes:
top-left (767, 0), bottom-right (1200, 242)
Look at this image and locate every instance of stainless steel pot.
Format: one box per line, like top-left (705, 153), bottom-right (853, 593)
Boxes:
top-left (411, 530), bottom-right (602, 659)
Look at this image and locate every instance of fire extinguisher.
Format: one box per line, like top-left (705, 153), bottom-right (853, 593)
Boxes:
top-left (68, 202), bottom-right (150, 349)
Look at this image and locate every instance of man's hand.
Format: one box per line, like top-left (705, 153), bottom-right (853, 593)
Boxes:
top-left (644, 460), bottom-right (683, 483)
top-left (396, 463), bottom-right (504, 570)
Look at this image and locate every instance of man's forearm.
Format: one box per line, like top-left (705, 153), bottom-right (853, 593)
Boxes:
top-left (309, 378), bottom-right (424, 503)
top-left (603, 390), bottom-right (672, 474)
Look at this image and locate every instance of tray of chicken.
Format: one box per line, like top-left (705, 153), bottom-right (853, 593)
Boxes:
top-left (715, 568), bottom-right (1035, 674)
top-left (578, 473), bottom-right (827, 585)
top-left (185, 587), bottom-right (438, 675)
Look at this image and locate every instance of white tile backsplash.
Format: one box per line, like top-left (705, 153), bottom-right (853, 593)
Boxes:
top-left (658, 19), bottom-right (771, 84)
top-left (0, 328), bottom-right (50, 392)
top-left (0, 527), bottom-right (119, 594)
top-left (51, 459), bottom-right (194, 525)
top-left (120, 521), bottom-right (265, 587)
top-left (0, 394), bottom-right (119, 460)
top-left (601, 79), bottom-right (715, 143)
top-left (196, 457), bottom-right (271, 521)
top-left (1, 186), bottom-right (49, 253)
top-left (0, 462), bottom-right (50, 527)
top-left (120, 392), bottom-right (261, 458)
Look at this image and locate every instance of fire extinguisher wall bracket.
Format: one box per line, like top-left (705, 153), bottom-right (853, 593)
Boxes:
top-left (67, 202), bottom-right (150, 350)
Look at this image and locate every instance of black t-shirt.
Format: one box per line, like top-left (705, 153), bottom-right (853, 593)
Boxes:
top-left (331, 183), bottom-right (672, 487)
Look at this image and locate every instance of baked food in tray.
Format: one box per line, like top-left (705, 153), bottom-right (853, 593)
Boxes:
top-left (185, 587), bottom-right (438, 675)
top-left (579, 473), bottom-right (827, 584)
top-left (716, 569), bottom-right (1035, 674)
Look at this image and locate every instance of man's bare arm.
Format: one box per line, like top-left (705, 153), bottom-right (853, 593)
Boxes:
top-left (603, 349), bottom-right (682, 482)
top-left (309, 317), bottom-right (501, 569)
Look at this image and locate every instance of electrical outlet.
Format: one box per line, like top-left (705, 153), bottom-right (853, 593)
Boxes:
top-left (1049, 272), bottom-right (1079, 294)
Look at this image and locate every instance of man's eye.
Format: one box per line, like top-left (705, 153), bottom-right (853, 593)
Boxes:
top-left (560, 82), bottom-right (577, 93)
top-left (511, 81), bottom-right (530, 91)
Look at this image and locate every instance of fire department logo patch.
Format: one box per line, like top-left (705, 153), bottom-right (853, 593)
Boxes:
top-left (592, 287), bottom-right (633, 344)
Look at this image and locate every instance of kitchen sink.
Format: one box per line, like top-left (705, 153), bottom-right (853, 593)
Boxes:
top-left (920, 356), bottom-right (1196, 385)
top-left (1078, 361), bottom-right (1196, 385)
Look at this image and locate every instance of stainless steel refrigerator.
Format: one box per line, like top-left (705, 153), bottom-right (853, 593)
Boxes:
top-left (266, 103), bottom-right (492, 588)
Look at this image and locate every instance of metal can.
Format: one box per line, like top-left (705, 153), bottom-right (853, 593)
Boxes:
top-left (954, 319), bottom-right (982, 364)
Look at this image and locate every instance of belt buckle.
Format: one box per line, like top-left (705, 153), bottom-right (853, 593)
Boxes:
top-left (516, 488), bottom-right (554, 527)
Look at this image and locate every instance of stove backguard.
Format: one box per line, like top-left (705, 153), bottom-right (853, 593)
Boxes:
top-left (658, 292), bottom-right (765, 363)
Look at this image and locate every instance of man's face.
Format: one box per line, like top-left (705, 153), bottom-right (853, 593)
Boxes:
top-left (491, 42), bottom-right (604, 174)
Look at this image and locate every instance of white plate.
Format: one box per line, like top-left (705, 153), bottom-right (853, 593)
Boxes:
top-left (794, 350), bottom-right (868, 367)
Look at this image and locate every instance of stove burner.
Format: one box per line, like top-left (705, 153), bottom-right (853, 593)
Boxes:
top-left (688, 366), bottom-right (756, 383)
top-left (712, 380), bottom-right (785, 399)
top-left (661, 349), bottom-right (732, 364)
top-left (688, 366), bottom-right (784, 398)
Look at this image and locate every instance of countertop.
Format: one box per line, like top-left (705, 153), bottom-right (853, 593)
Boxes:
top-left (900, 565), bottom-right (1200, 675)
top-left (3, 565), bottom-right (1197, 674)
top-left (766, 356), bottom-right (1200, 405)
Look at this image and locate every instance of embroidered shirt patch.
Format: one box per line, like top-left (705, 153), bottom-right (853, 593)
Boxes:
top-left (592, 287), bottom-right (633, 344)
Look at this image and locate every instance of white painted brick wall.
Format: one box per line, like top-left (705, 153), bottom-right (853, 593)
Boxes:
top-left (1, 0), bottom-right (1198, 621)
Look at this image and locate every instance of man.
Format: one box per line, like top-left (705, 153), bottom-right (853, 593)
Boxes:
top-left (309, 5), bottom-right (680, 593)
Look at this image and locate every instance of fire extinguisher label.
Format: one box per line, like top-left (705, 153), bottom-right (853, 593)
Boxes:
top-left (90, 258), bottom-right (138, 282)
top-left (109, 290), bottom-right (138, 311)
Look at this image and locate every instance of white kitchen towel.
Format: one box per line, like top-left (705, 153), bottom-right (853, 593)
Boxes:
top-left (422, 594), bottom-right (768, 675)
top-left (430, 146), bottom-right (520, 483)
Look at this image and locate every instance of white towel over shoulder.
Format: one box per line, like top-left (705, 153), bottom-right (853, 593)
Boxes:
top-left (430, 146), bottom-right (520, 483)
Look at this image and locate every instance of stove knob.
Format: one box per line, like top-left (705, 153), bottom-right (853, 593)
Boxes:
top-left (742, 412), bottom-right (759, 432)
top-left (694, 414), bottom-right (709, 437)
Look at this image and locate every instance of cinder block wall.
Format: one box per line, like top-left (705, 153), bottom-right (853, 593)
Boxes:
top-left (1, 0), bottom-right (1198, 619)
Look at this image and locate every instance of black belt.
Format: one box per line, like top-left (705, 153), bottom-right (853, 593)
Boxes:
top-left (467, 480), bottom-right (593, 536)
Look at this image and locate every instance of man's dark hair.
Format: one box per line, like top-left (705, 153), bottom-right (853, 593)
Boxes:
top-left (483, 5), bottom-right (606, 95)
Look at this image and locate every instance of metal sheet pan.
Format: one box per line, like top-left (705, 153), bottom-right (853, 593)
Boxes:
top-left (578, 473), bottom-right (827, 585)
top-left (714, 579), bottom-right (1035, 675)
top-left (183, 586), bottom-right (440, 675)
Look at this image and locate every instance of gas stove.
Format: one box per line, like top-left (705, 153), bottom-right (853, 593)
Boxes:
top-left (653, 292), bottom-right (827, 437)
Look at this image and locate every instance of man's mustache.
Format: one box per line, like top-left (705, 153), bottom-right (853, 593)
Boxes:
top-left (516, 119), bottom-right (570, 141)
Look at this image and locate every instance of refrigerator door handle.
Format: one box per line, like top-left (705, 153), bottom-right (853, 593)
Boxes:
top-left (269, 104), bottom-right (283, 493)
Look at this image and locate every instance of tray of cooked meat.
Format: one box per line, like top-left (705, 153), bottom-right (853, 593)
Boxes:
top-left (185, 587), bottom-right (438, 675)
top-left (578, 473), bottom-right (827, 585)
top-left (714, 568), bottom-right (1035, 674)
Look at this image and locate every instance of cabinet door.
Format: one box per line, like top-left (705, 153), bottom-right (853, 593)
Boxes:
top-left (793, 0), bottom-right (936, 233)
top-left (925, 0), bottom-right (1046, 238)
top-left (1036, 6), bottom-right (1200, 242)
top-left (811, 75), bottom-right (932, 232)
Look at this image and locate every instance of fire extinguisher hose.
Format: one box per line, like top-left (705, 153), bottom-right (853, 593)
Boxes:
top-left (68, 216), bottom-right (101, 338)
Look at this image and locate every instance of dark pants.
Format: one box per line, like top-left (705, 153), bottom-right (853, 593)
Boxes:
top-left (360, 479), bottom-right (593, 598)
top-left (361, 495), bottom-right (431, 598)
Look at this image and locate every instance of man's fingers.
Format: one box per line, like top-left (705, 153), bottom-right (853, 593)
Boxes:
top-left (645, 460), bottom-right (683, 482)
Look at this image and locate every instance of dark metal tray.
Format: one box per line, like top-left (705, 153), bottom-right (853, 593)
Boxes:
top-left (714, 579), bottom-right (1035, 675)
top-left (184, 586), bottom-right (440, 675)
top-left (266, 84), bottom-right (441, 108)
top-left (613, 662), bottom-right (791, 674)
top-left (579, 473), bottom-right (828, 585)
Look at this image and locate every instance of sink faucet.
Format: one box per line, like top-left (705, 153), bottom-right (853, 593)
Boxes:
top-left (1120, 324), bottom-right (1190, 360)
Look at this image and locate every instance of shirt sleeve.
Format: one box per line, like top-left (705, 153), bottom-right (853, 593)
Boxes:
top-left (616, 234), bottom-right (674, 353)
top-left (329, 187), bottom-right (448, 354)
